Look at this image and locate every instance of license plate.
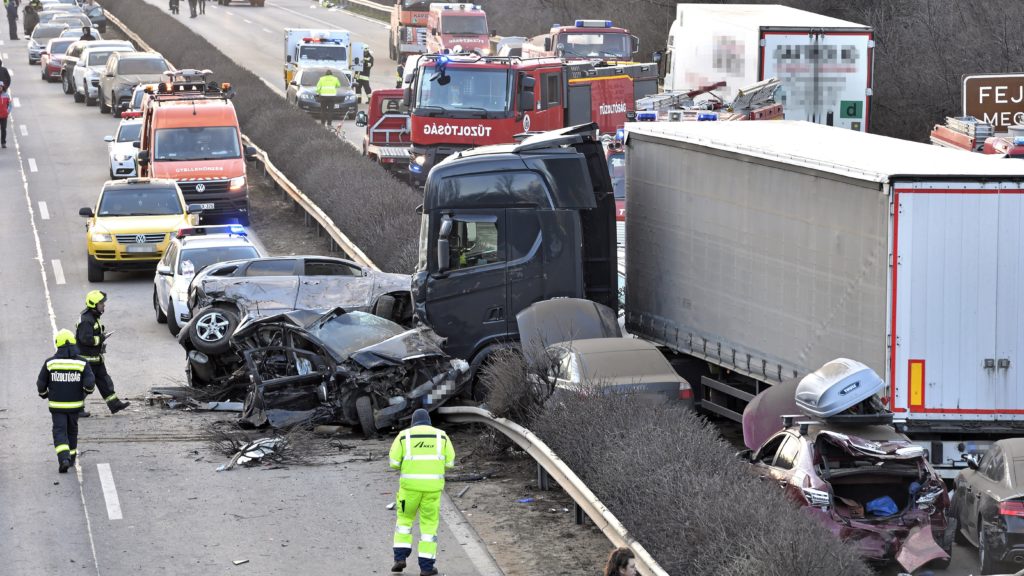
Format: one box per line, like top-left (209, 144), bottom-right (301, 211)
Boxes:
top-left (197, 203), bottom-right (215, 210)
top-left (333, 104), bottom-right (341, 109)
top-left (125, 245), bottom-right (157, 253)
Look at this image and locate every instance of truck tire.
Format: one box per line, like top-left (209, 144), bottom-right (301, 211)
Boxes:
top-left (167, 299), bottom-right (182, 336)
top-left (154, 288), bottom-right (167, 324)
top-left (356, 396), bottom-right (377, 438)
top-left (188, 305), bottom-right (239, 355)
top-left (371, 295), bottom-right (396, 321)
top-left (87, 257), bottom-right (104, 283)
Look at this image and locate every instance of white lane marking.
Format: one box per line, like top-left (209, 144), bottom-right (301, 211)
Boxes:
top-left (38, 201), bottom-right (49, 220)
top-left (28, 158), bottom-right (37, 172)
top-left (97, 463), bottom-right (124, 520)
top-left (13, 97), bottom-right (20, 107)
top-left (74, 460), bottom-right (102, 575)
top-left (0, 40), bottom-right (4, 46)
top-left (225, 9), bottom-right (234, 15)
top-left (440, 492), bottom-right (505, 575)
top-left (51, 259), bottom-right (65, 285)
top-left (243, 18), bottom-right (252, 23)
top-left (262, 27), bottom-right (271, 33)
top-left (1, 52), bottom-right (8, 60)
top-left (19, 124), bottom-right (27, 136)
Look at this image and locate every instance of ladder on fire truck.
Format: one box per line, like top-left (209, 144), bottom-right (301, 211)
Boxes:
top-left (635, 78), bottom-right (781, 113)
top-left (929, 116), bottom-right (994, 152)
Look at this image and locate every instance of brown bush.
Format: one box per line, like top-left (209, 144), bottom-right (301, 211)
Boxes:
top-left (101, 0), bottom-right (420, 272)
top-left (532, 393), bottom-right (873, 576)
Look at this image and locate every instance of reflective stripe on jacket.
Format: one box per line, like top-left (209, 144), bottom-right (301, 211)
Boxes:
top-left (37, 347), bottom-right (95, 412)
top-left (315, 74), bottom-right (342, 96)
top-left (389, 424), bottom-right (455, 492)
top-left (75, 308), bottom-right (104, 362)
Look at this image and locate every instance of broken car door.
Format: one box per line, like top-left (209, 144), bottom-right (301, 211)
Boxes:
top-left (227, 258), bottom-right (302, 313)
top-left (294, 258), bottom-right (369, 310)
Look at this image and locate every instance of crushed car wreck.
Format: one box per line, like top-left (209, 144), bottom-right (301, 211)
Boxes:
top-left (741, 358), bottom-right (953, 572)
top-left (178, 308), bottom-right (470, 434)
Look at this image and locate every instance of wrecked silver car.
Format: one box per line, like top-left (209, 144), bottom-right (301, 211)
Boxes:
top-left (180, 308), bottom-right (469, 434)
top-left (184, 256), bottom-right (412, 357)
top-left (741, 358), bottom-right (953, 572)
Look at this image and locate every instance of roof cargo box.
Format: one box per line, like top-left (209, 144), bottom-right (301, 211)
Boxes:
top-left (795, 358), bottom-right (883, 419)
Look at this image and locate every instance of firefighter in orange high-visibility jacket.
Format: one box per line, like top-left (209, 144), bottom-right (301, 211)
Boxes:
top-left (37, 329), bottom-right (95, 474)
top-left (388, 408), bottom-right (455, 576)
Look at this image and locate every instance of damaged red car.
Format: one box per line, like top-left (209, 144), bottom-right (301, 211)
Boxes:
top-left (741, 358), bottom-right (953, 572)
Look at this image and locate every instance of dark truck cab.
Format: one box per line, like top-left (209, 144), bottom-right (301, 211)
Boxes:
top-left (412, 124), bottom-right (617, 370)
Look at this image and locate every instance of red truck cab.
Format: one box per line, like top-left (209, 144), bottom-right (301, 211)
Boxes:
top-left (137, 73), bottom-right (256, 224)
top-left (522, 20), bottom-right (639, 61)
top-left (426, 3), bottom-right (491, 56)
top-left (356, 89), bottom-right (412, 173)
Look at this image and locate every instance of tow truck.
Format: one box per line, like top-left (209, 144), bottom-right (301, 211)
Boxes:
top-left (283, 29), bottom-right (365, 88)
top-left (520, 20), bottom-right (639, 61)
top-left (425, 3), bottom-right (491, 56)
top-left (929, 116), bottom-right (1024, 158)
top-left (388, 0), bottom-right (430, 61)
top-left (404, 53), bottom-right (658, 185)
top-left (354, 89), bottom-right (411, 174)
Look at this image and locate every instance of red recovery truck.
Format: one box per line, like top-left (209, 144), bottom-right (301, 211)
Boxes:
top-left (521, 19), bottom-right (639, 61)
top-left (355, 89), bottom-right (411, 174)
top-left (404, 53), bottom-right (659, 185)
top-left (930, 116), bottom-right (1024, 158)
top-left (425, 3), bottom-right (491, 56)
top-left (389, 1), bottom-right (430, 61)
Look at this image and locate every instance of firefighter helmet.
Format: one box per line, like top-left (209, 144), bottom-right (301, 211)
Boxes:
top-left (55, 329), bottom-right (77, 348)
top-left (85, 290), bottom-right (107, 309)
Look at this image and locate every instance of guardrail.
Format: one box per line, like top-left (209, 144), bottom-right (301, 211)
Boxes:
top-left (437, 406), bottom-right (669, 576)
top-left (106, 11), bottom-right (380, 272)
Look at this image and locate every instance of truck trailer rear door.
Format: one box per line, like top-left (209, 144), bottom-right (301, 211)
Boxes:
top-left (891, 183), bottom-right (1022, 421)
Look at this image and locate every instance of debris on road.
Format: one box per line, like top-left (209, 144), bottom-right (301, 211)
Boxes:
top-left (217, 437), bottom-right (286, 471)
top-left (232, 559), bottom-right (249, 565)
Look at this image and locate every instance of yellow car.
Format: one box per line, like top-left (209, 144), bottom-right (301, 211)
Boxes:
top-left (79, 178), bottom-right (201, 282)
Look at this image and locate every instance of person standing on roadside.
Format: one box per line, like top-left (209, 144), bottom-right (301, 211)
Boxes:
top-left (354, 46), bottom-right (373, 104)
top-left (314, 68), bottom-right (341, 127)
top-left (75, 290), bottom-right (131, 416)
top-left (5, 0), bottom-right (19, 41)
top-left (388, 408), bottom-right (455, 576)
top-left (0, 58), bottom-right (11, 92)
top-left (603, 547), bottom-right (637, 576)
top-left (187, 0), bottom-right (197, 18)
top-left (0, 81), bottom-right (11, 149)
top-left (37, 329), bottom-right (95, 474)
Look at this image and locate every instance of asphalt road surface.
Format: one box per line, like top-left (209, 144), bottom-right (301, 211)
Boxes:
top-left (0, 38), bottom-right (498, 576)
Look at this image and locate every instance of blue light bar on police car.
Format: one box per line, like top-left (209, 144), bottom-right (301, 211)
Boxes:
top-left (575, 20), bottom-right (613, 28)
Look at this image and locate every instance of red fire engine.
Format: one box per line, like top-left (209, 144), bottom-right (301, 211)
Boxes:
top-left (355, 88), bottom-right (412, 174)
top-left (405, 53), bottom-right (659, 184)
top-left (389, 1), bottom-right (430, 61)
top-left (930, 116), bottom-right (1024, 158)
top-left (521, 19), bottom-right (639, 61)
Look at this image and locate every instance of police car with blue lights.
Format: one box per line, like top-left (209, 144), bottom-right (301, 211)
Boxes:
top-left (153, 225), bottom-right (264, 336)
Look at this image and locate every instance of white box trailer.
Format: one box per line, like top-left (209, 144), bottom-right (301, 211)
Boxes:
top-left (664, 4), bottom-right (873, 131)
top-left (623, 120), bottom-right (1024, 475)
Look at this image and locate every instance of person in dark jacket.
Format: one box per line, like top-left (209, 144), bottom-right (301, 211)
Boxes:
top-left (0, 59), bottom-right (9, 90)
top-left (79, 25), bottom-right (95, 41)
top-left (75, 290), bottom-right (130, 417)
top-left (22, 0), bottom-right (39, 37)
top-left (6, 0), bottom-right (18, 41)
top-left (37, 329), bottom-right (95, 473)
top-left (354, 46), bottom-right (373, 104)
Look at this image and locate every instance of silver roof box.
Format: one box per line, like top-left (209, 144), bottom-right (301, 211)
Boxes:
top-left (795, 358), bottom-right (884, 419)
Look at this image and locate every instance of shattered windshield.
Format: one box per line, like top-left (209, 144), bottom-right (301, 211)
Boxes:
top-left (308, 311), bottom-right (404, 360)
top-left (557, 32), bottom-right (630, 59)
top-left (416, 67), bottom-right (511, 114)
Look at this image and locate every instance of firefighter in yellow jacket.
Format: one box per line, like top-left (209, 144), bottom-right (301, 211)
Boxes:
top-left (388, 408), bottom-right (455, 576)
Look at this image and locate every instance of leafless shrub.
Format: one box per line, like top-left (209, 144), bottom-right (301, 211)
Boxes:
top-left (101, 0), bottom-right (420, 272)
top-left (478, 348), bottom-right (551, 425)
top-left (532, 393), bottom-right (873, 576)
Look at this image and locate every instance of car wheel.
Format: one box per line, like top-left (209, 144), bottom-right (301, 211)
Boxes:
top-left (74, 87), bottom-right (84, 103)
top-left (86, 94), bottom-right (97, 106)
top-left (154, 288), bottom-right (167, 324)
top-left (371, 294), bottom-right (396, 322)
top-left (167, 299), bottom-right (182, 336)
top-left (979, 521), bottom-right (1006, 575)
top-left (87, 257), bottom-right (104, 283)
top-left (111, 95), bottom-right (121, 118)
top-left (62, 73), bottom-right (72, 94)
top-left (356, 396), bottom-right (377, 439)
top-left (188, 305), bottom-right (239, 355)
top-left (99, 95), bottom-right (110, 114)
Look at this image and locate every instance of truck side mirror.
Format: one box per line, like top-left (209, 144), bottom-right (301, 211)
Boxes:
top-left (132, 141), bottom-right (140, 148)
top-left (244, 145), bottom-right (258, 161)
top-left (651, 50), bottom-right (662, 63)
top-left (490, 29), bottom-right (497, 37)
top-left (79, 207), bottom-right (94, 217)
top-left (543, 37), bottom-right (551, 52)
top-left (518, 91), bottom-right (534, 112)
top-left (631, 35), bottom-right (639, 54)
top-left (355, 111), bottom-right (368, 127)
top-left (963, 454), bottom-right (980, 470)
top-left (403, 86), bottom-right (412, 107)
top-left (286, 55), bottom-right (292, 63)
top-left (137, 150), bottom-right (150, 164)
top-left (430, 28), bottom-right (437, 35)
top-left (437, 216), bottom-right (453, 273)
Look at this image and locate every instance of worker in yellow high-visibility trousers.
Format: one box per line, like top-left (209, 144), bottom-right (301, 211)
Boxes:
top-left (388, 409), bottom-right (455, 576)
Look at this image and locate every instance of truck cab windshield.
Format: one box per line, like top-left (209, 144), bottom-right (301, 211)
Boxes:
top-left (557, 33), bottom-right (630, 58)
top-left (298, 45), bottom-right (346, 62)
top-left (441, 15), bottom-right (487, 35)
top-left (416, 67), bottom-right (510, 114)
top-left (154, 127), bottom-right (241, 161)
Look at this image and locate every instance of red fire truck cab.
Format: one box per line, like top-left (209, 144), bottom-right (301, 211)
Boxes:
top-left (355, 89), bottom-right (412, 173)
top-left (521, 20), bottom-right (639, 61)
top-left (405, 54), bottom-right (658, 185)
top-left (426, 3), bottom-right (491, 56)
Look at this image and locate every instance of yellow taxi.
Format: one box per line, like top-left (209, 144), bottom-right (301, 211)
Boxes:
top-left (79, 178), bottom-right (201, 282)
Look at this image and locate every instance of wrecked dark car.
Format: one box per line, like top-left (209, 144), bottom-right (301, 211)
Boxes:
top-left (184, 256), bottom-right (412, 356)
top-left (741, 358), bottom-right (953, 572)
top-left (180, 307), bottom-right (469, 434)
